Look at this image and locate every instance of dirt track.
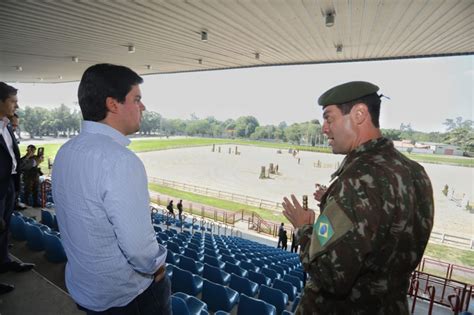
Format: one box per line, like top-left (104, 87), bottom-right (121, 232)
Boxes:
top-left (138, 145), bottom-right (473, 238)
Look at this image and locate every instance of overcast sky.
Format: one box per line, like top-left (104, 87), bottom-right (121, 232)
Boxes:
top-left (12, 55), bottom-right (473, 133)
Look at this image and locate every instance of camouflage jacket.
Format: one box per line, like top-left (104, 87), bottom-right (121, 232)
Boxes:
top-left (295, 137), bottom-right (434, 315)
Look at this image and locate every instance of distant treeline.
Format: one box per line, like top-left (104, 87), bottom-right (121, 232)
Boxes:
top-left (16, 105), bottom-right (473, 152)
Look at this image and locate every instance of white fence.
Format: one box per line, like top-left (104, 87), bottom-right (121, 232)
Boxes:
top-left (149, 177), bottom-right (283, 211)
top-left (148, 177), bottom-right (474, 250)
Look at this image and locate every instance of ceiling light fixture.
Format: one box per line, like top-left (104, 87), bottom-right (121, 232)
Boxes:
top-left (201, 31), bottom-right (208, 41)
top-left (16, 66), bottom-right (23, 72)
top-left (325, 12), bottom-right (335, 27)
top-left (255, 52), bottom-right (260, 60)
top-left (336, 44), bottom-right (343, 53)
top-left (39, 77), bottom-right (44, 82)
top-left (72, 56), bottom-right (79, 63)
top-left (58, 75), bottom-right (63, 79)
top-left (198, 58), bottom-right (203, 64)
top-left (146, 65), bottom-right (152, 70)
top-left (128, 45), bottom-right (135, 53)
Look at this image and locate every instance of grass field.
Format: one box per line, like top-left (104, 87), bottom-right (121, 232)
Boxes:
top-left (149, 183), bottom-right (287, 223)
top-left (424, 243), bottom-right (474, 267)
top-left (20, 136), bottom-right (473, 167)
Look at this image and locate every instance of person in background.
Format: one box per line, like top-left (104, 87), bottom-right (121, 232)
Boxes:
top-left (283, 81), bottom-right (434, 314)
top-left (52, 64), bottom-right (170, 314)
top-left (20, 144), bottom-right (43, 207)
top-left (166, 200), bottom-right (175, 218)
top-left (277, 222), bottom-right (284, 248)
top-left (0, 82), bottom-right (35, 295)
top-left (177, 199), bottom-right (183, 221)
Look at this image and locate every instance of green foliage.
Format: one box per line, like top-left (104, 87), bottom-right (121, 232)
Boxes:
top-left (442, 117), bottom-right (474, 152)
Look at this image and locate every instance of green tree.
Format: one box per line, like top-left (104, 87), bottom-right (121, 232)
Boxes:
top-left (443, 117), bottom-right (474, 152)
top-left (235, 116), bottom-right (259, 138)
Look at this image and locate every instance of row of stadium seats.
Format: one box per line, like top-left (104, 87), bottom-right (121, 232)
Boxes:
top-left (151, 214), bottom-right (304, 314)
top-left (10, 211), bottom-right (67, 263)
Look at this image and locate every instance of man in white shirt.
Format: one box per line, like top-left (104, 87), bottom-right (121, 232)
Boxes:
top-left (0, 82), bottom-right (35, 295)
top-left (52, 64), bottom-right (170, 314)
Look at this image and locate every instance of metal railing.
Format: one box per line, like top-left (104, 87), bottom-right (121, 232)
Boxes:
top-left (149, 177), bottom-right (283, 211)
top-left (409, 268), bottom-right (473, 314)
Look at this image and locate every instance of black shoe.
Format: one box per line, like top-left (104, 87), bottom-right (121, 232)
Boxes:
top-left (0, 283), bottom-right (14, 294)
top-left (0, 261), bottom-right (35, 273)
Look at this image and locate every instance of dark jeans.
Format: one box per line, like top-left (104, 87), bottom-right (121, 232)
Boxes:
top-left (0, 178), bottom-right (15, 263)
top-left (80, 276), bottom-right (172, 315)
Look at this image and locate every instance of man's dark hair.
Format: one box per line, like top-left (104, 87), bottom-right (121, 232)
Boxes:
top-left (0, 82), bottom-right (18, 102)
top-left (27, 144), bottom-right (36, 150)
top-left (78, 64), bottom-right (143, 121)
top-left (335, 93), bottom-right (381, 128)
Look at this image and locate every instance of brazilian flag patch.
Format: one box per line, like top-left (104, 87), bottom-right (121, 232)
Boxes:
top-left (314, 214), bottom-right (334, 246)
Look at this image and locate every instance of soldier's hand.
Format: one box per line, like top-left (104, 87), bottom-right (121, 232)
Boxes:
top-left (282, 194), bottom-right (315, 229)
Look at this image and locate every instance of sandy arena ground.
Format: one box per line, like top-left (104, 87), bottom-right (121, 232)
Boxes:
top-left (138, 145), bottom-right (474, 238)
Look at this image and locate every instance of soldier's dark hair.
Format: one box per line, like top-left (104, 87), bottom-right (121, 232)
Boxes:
top-left (336, 93), bottom-right (381, 128)
top-left (78, 64), bottom-right (143, 122)
top-left (0, 82), bottom-right (18, 102)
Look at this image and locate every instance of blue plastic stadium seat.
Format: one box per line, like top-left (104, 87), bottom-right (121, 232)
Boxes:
top-left (221, 254), bottom-right (240, 266)
top-left (237, 294), bottom-right (276, 315)
top-left (43, 231), bottom-right (67, 263)
top-left (224, 262), bottom-right (248, 278)
top-left (283, 274), bottom-right (303, 293)
top-left (240, 261), bottom-right (260, 273)
top-left (292, 295), bottom-right (300, 312)
top-left (269, 265), bottom-right (286, 277)
top-left (259, 285), bottom-right (288, 315)
top-left (178, 255), bottom-right (204, 275)
top-left (203, 263), bottom-right (231, 286)
top-left (10, 215), bottom-right (27, 241)
top-left (229, 274), bottom-right (259, 297)
top-left (41, 210), bottom-right (56, 230)
top-left (288, 270), bottom-right (304, 282)
top-left (166, 263), bottom-right (174, 279)
top-left (184, 247), bottom-right (204, 262)
top-left (171, 267), bottom-right (203, 296)
top-left (166, 251), bottom-right (181, 265)
top-left (204, 254), bottom-right (225, 269)
top-left (248, 270), bottom-right (271, 287)
top-left (25, 222), bottom-right (45, 251)
top-left (172, 295), bottom-right (190, 315)
top-left (253, 259), bottom-right (268, 269)
top-left (173, 292), bottom-right (209, 315)
top-left (201, 279), bottom-right (239, 312)
top-left (273, 279), bottom-right (297, 301)
top-left (261, 267), bottom-right (280, 283)
top-left (167, 241), bottom-right (185, 255)
top-left (188, 243), bottom-right (204, 254)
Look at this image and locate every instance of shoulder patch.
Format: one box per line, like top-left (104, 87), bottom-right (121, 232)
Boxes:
top-left (315, 214), bottom-right (334, 246)
top-left (309, 199), bottom-right (354, 260)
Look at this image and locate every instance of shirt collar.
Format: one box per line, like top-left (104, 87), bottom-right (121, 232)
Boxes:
top-left (330, 137), bottom-right (392, 180)
top-left (81, 121), bottom-right (131, 147)
top-left (1, 117), bottom-right (10, 129)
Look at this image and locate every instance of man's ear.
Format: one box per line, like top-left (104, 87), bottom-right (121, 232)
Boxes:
top-left (105, 97), bottom-right (119, 114)
top-left (351, 103), bottom-right (369, 125)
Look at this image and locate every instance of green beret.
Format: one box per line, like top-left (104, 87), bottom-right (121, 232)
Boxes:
top-left (318, 81), bottom-right (379, 106)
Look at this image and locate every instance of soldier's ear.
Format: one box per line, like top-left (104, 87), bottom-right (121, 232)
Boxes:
top-left (351, 103), bottom-right (368, 125)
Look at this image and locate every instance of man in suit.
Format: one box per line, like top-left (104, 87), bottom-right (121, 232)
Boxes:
top-left (0, 82), bottom-right (35, 294)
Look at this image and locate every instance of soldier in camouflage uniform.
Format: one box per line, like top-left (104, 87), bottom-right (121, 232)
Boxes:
top-left (282, 81), bottom-right (434, 314)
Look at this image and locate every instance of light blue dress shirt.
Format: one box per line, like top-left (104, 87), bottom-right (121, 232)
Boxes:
top-left (52, 121), bottom-right (167, 311)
